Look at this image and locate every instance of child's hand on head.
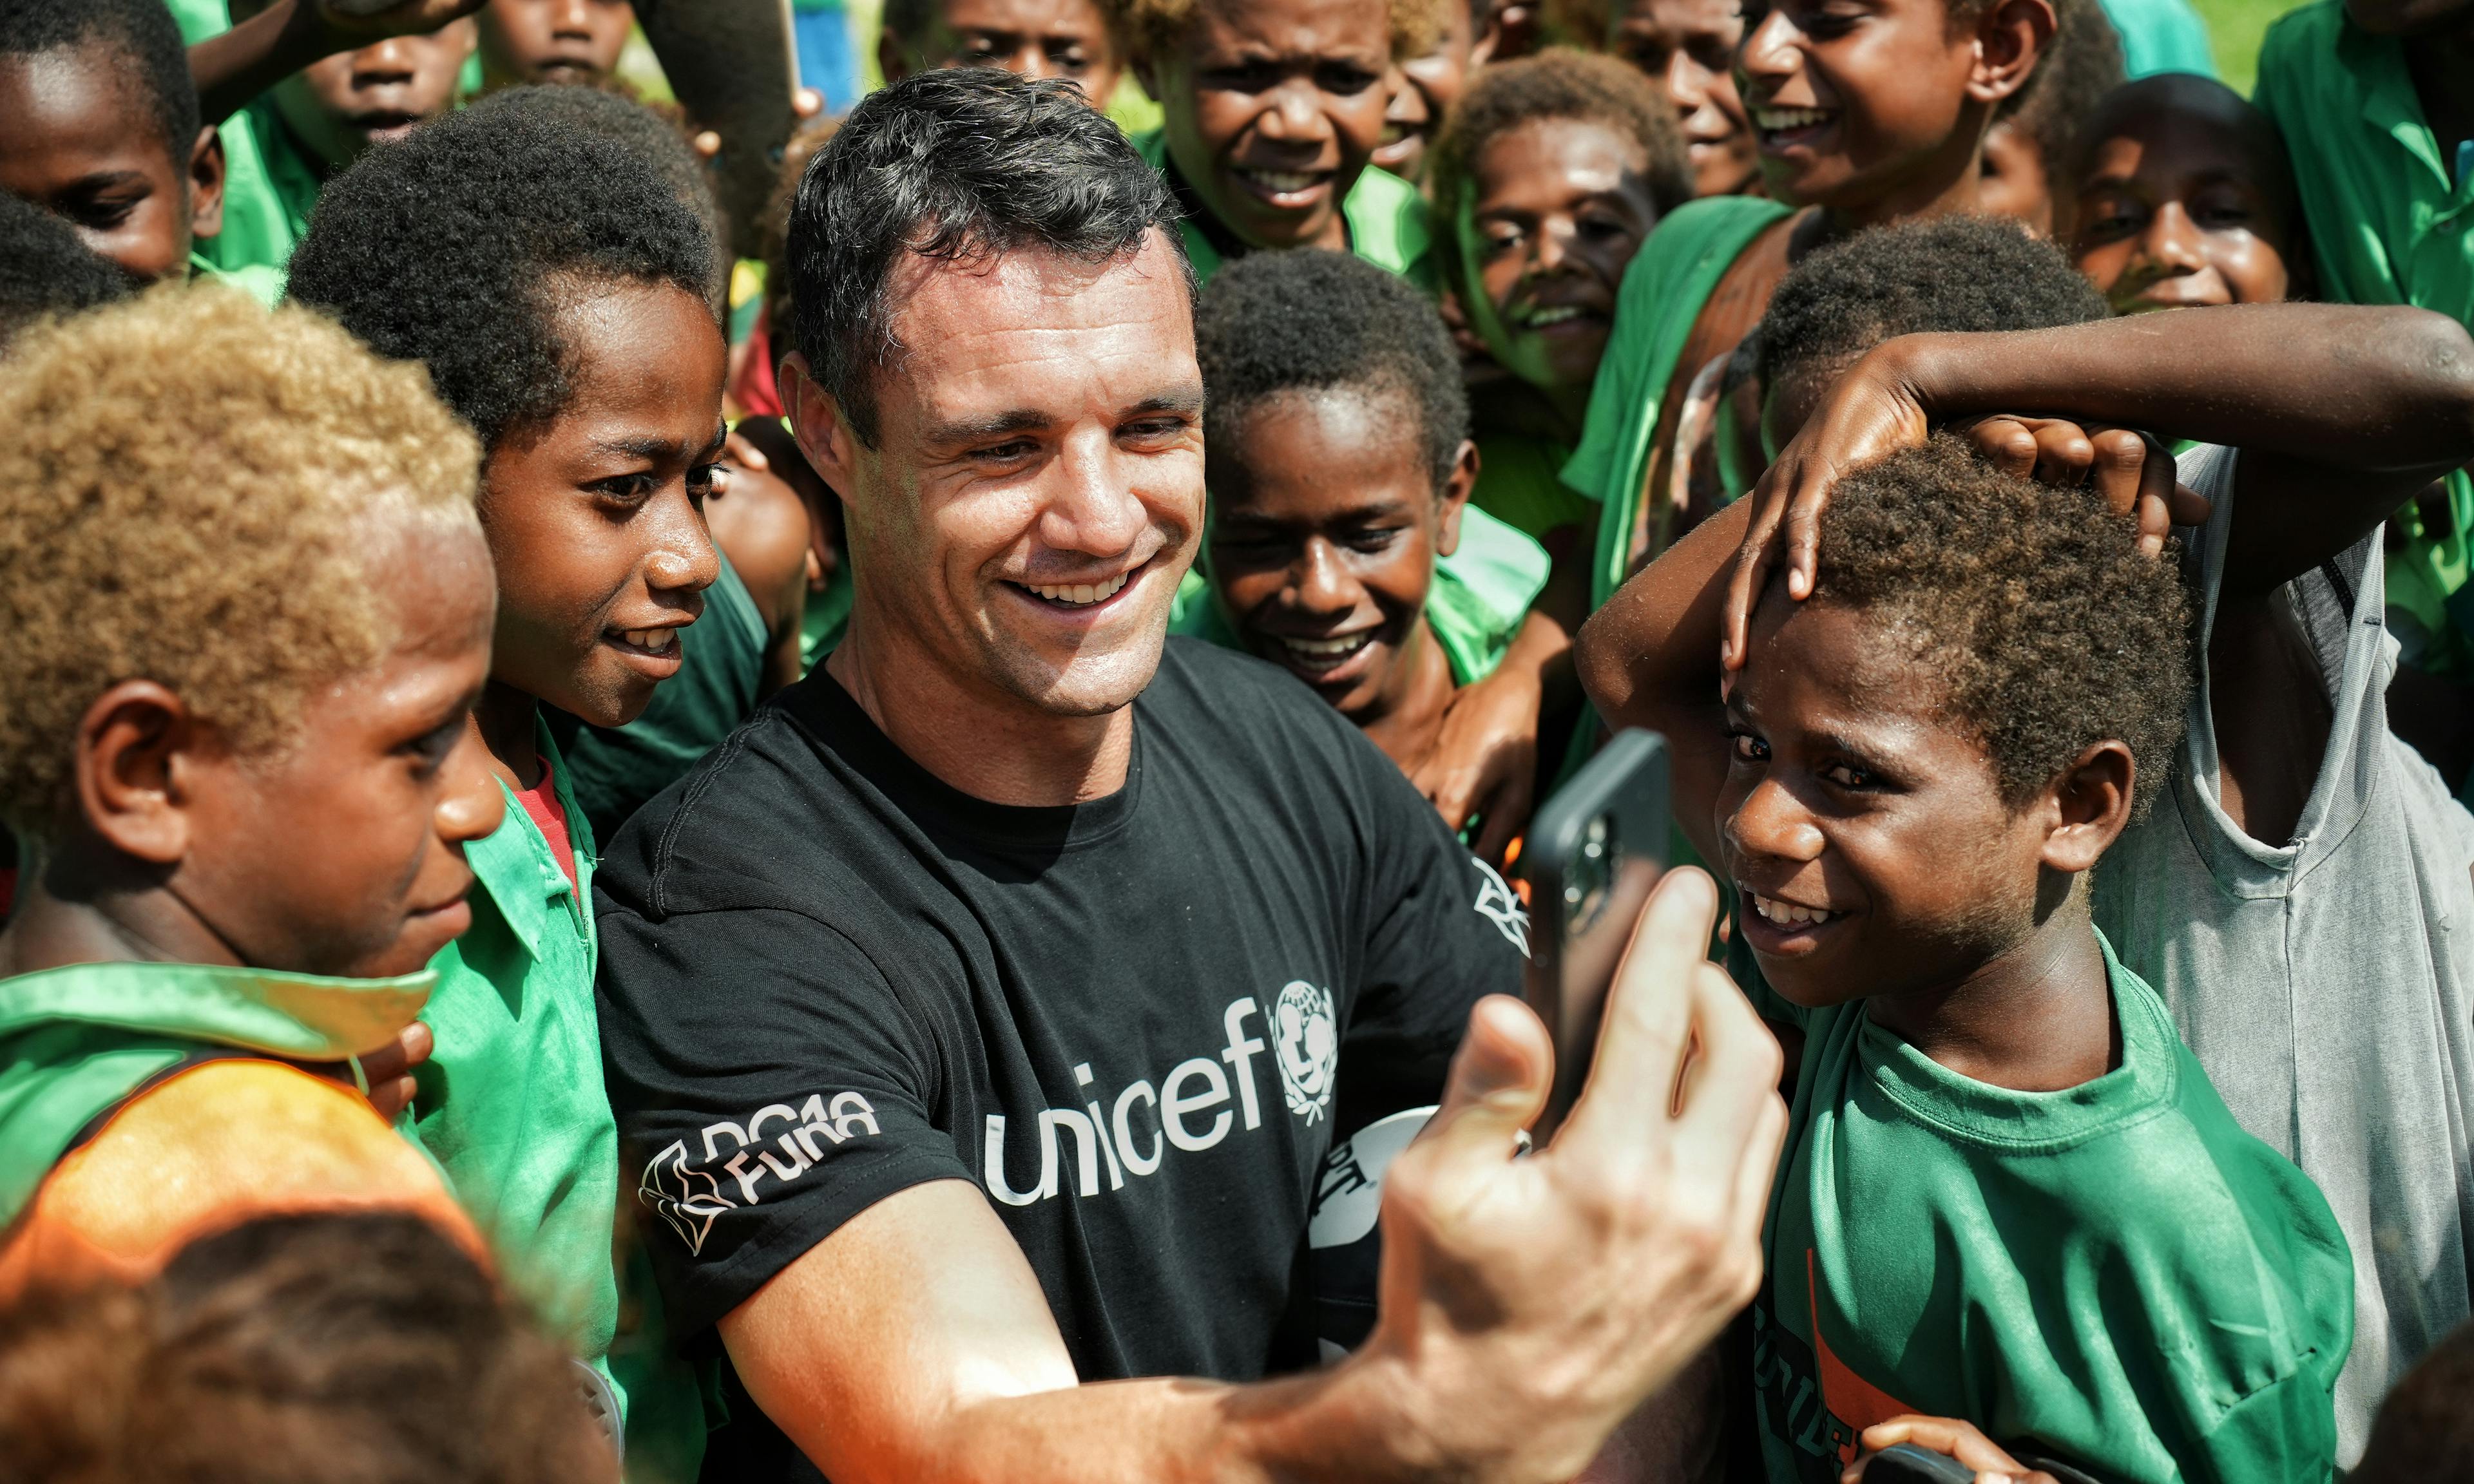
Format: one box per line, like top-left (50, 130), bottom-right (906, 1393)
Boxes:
top-left (1843, 1415), bottom-right (2060, 1484)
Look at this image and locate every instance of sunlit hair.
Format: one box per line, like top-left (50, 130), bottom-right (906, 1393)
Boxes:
top-left (0, 285), bottom-right (481, 837)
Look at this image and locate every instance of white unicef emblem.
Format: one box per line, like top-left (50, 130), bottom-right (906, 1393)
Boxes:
top-left (1273, 980), bottom-right (1339, 1123)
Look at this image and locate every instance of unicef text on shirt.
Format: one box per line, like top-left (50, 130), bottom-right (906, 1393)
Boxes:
top-left (986, 985), bottom-right (1339, 1206)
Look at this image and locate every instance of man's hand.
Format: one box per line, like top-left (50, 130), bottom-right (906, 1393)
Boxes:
top-left (1843, 1416), bottom-right (2060, 1484)
top-left (296, 1020), bottom-right (432, 1123)
top-left (1359, 867), bottom-right (1788, 1482)
top-left (1412, 660), bottom-right (1541, 864)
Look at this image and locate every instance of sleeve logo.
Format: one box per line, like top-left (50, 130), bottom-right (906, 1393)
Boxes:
top-left (638, 1091), bottom-right (881, 1255)
top-left (1272, 980), bottom-right (1339, 1123)
top-left (1471, 857), bottom-right (1531, 956)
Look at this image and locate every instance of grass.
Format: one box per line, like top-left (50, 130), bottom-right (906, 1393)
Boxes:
top-left (2192, 0), bottom-right (2314, 93)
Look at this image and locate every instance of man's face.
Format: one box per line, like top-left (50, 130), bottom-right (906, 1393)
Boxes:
top-left (2071, 104), bottom-right (2294, 312)
top-left (1469, 117), bottom-right (1663, 392)
top-left (1610, 0), bottom-right (1760, 198)
top-left (1209, 387), bottom-right (1457, 721)
top-left (1373, 0), bottom-right (1487, 181)
top-left (1718, 592), bottom-right (2051, 1009)
top-left (885, 0), bottom-right (1125, 104)
top-left (0, 45), bottom-right (218, 280)
top-left (1736, 0), bottom-right (2029, 213)
top-left (1144, 0), bottom-right (1392, 252)
top-left (800, 234), bottom-right (1204, 719)
top-left (273, 23), bottom-right (475, 170)
top-left (480, 278), bottom-right (727, 728)
top-left (477, 0), bottom-right (635, 90)
top-left (183, 524), bottom-right (506, 980)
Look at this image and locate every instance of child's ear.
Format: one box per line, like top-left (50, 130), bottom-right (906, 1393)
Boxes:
top-left (780, 354), bottom-right (861, 503)
top-left (1968, 0), bottom-right (2056, 108)
top-left (72, 681), bottom-right (202, 868)
top-left (186, 128), bottom-right (226, 245)
top-left (2037, 739), bottom-right (2134, 875)
top-left (1433, 438), bottom-right (1481, 558)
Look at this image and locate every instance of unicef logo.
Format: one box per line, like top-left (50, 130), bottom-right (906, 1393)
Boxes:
top-left (1273, 980), bottom-right (1339, 1123)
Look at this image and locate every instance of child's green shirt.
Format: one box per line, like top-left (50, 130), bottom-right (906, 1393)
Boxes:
top-left (2258, 0), bottom-right (2474, 683)
top-left (1131, 129), bottom-right (1434, 292)
top-left (164, 0), bottom-right (325, 285)
top-left (0, 958), bottom-right (433, 1228)
top-left (1740, 931), bottom-right (2352, 1484)
top-left (1560, 195), bottom-right (1794, 610)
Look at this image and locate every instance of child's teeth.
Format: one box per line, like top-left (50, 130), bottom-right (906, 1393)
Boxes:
top-left (1028, 572), bottom-right (1129, 605)
top-left (1755, 106), bottom-right (1831, 131)
top-left (1282, 633), bottom-right (1371, 658)
top-left (1243, 169), bottom-right (1321, 193)
top-left (1754, 893), bottom-right (1834, 927)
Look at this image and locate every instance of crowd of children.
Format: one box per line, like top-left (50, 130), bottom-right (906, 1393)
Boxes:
top-left (3, 0), bottom-right (2474, 1480)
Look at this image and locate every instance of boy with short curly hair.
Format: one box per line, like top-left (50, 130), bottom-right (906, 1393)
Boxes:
top-left (0, 283), bottom-right (497, 1294)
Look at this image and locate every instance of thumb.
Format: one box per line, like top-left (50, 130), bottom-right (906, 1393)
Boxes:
top-left (1416, 996), bottom-right (1553, 1162)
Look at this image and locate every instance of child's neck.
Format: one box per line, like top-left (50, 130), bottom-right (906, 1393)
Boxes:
top-left (1861, 886), bottom-right (2121, 1092)
top-left (0, 848), bottom-right (246, 978)
top-left (473, 680), bottom-right (544, 792)
top-left (1798, 122), bottom-right (1997, 258)
top-left (1356, 616), bottom-right (1459, 775)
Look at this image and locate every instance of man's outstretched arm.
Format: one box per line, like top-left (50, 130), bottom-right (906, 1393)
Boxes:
top-left (722, 870), bottom-right (1787, 1484)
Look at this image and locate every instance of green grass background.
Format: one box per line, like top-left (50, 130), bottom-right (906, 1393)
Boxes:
top-left (2197, 0), bottom-right (2312, 93)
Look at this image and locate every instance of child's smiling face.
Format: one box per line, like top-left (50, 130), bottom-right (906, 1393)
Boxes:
top-left (479, 278), bottom-right (727, 728)
top-left (1209, 386), bottom-right (1468, 721)
top-left (1142, 0), bottom-right (1390, 252)
top-left (1468, 115), bottom-right (1664, 393)
top-left (1608, 0), bottom-right (1758, 198)
top-left (273, 23), bottom-right (475, 171)
top-left (1735, 0), bottom-right (2047, 216)
top-left (2070, 79), bottom-right (2295, 314)
top-left (1718, 591), bottom-right (2057, 1007)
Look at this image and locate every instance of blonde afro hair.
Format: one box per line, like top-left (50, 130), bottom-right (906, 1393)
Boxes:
top-left (0, 283), bottom-right (482, 837)
top-left (1098, 0), bottom-right (1446, 64)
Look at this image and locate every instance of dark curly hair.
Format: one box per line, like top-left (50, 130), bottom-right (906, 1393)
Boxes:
top-left (285, 93), bottom-right (716, 450)
top-left (1752, 214), bottom-right (2109, 391)
top-left (1810, 434), bottom-right (2190, 817)
top-left (1197, 249), bottom-right (1467, 493)
top-left (1428, 47), bottom-right (1692, 289)
top-left (0, 0), bottom-right (198, 165)
top-left (1997, 0), bottom-right (2124, 175)
top-left (0, 191), bottom-right (133, 343)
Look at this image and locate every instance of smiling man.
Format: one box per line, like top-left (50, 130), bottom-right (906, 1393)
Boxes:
top-left (592, 68), bottom-right (1789, 1484)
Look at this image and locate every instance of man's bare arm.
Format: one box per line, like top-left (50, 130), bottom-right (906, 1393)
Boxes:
top-left (187, 0), bottom-right (483, 128)
top-left (724, 870), bottom-right (1787, 1484)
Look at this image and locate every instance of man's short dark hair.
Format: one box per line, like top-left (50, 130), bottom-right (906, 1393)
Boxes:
top-left (1752, 215), bottom-right (2109, 390)
top-left (1197, 250), bottom-right (1467, 493)
top-left (786, 67), bottom-right (1186, 449)
top-left (1812, 434), bottom-right (2190, 817)
top-left (286, 91), bottom-right (716, 450)
top-left (0, 189), bottom-right (134, 343)
top-left (0, 0), bottom-right (200, 164)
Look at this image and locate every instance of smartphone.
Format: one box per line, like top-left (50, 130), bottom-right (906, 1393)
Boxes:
top-left (1519, 728), bottom-right (1670, 1141)
top-left (1863, 1444), bottom-right (1979, 1484)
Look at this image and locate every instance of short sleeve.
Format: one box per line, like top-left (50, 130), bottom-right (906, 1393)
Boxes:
top-left (1338, 756), bottom-right (1529, 1137)
top-left (595, 903), bottom-right (972, 1335)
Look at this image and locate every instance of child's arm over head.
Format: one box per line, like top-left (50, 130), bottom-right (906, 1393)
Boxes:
top-left (1723, 303), bottom-right (2474, 660)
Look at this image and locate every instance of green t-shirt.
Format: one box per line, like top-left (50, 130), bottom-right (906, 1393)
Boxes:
top-left (164, 0), bottom-right (326, 285)
top-left (2094, 0), bottom-right (2218, 79)
top-left (1130, 128), bottom-right (1434, 292)
top-left (553, 551), bottom-right (771, 844)
top-left (1167, 502), bottom-right (1551, 686)
top-left (2258, 1), bottom-right (2474, 680)
top-left (1472, 433), bottom-right (1593, 542)
top-left (0, 958), bottom-right (434, 1228)
top-left (1561, 195), bottom-right (1794, 610)
top-left (1741, 931), bottom-right (2352, 1484)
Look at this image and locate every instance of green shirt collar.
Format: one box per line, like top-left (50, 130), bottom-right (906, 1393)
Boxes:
top-left (0, 958), bottom-right (434, 1063)
top-left (465, 716), bottom-right (597, 964)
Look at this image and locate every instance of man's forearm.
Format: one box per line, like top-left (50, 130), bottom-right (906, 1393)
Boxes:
top-left (1886, 305), bottom-right (2474, 475)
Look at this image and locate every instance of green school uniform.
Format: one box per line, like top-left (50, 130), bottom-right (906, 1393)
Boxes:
top-left (2094, 0), bottom-right (2217, 80)
top-left (553, 551), bottom-right (771, 845)
top-left (164, 0), bottom-right (325, 284)
top-left (1741, 931), bottom-right (2352, 1484)
top-left (2258, 1), bottom-right (2474, 681)
top-left (0, 959), bottom-right (433, 1228)
top-left (1167, 503), bottom-right (1551, 685)
top-left (1131, 129), bottom-right (1435, 292)
top-left (415, 721), bottom-right (701, 1474)
top-left (1472, 433), bottom-right (1595, 542)
top-left (1561, 195), bottom-right (1795, 610)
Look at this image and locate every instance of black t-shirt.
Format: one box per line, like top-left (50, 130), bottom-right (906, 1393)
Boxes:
top-left (595, 639), bottom-right (1529, 1384)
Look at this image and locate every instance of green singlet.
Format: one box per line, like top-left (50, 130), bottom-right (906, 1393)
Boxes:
top-left (2258, 0), bottom-right (2474, 683)
top-left (1737, 931), bottom-right (2352, 1484)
